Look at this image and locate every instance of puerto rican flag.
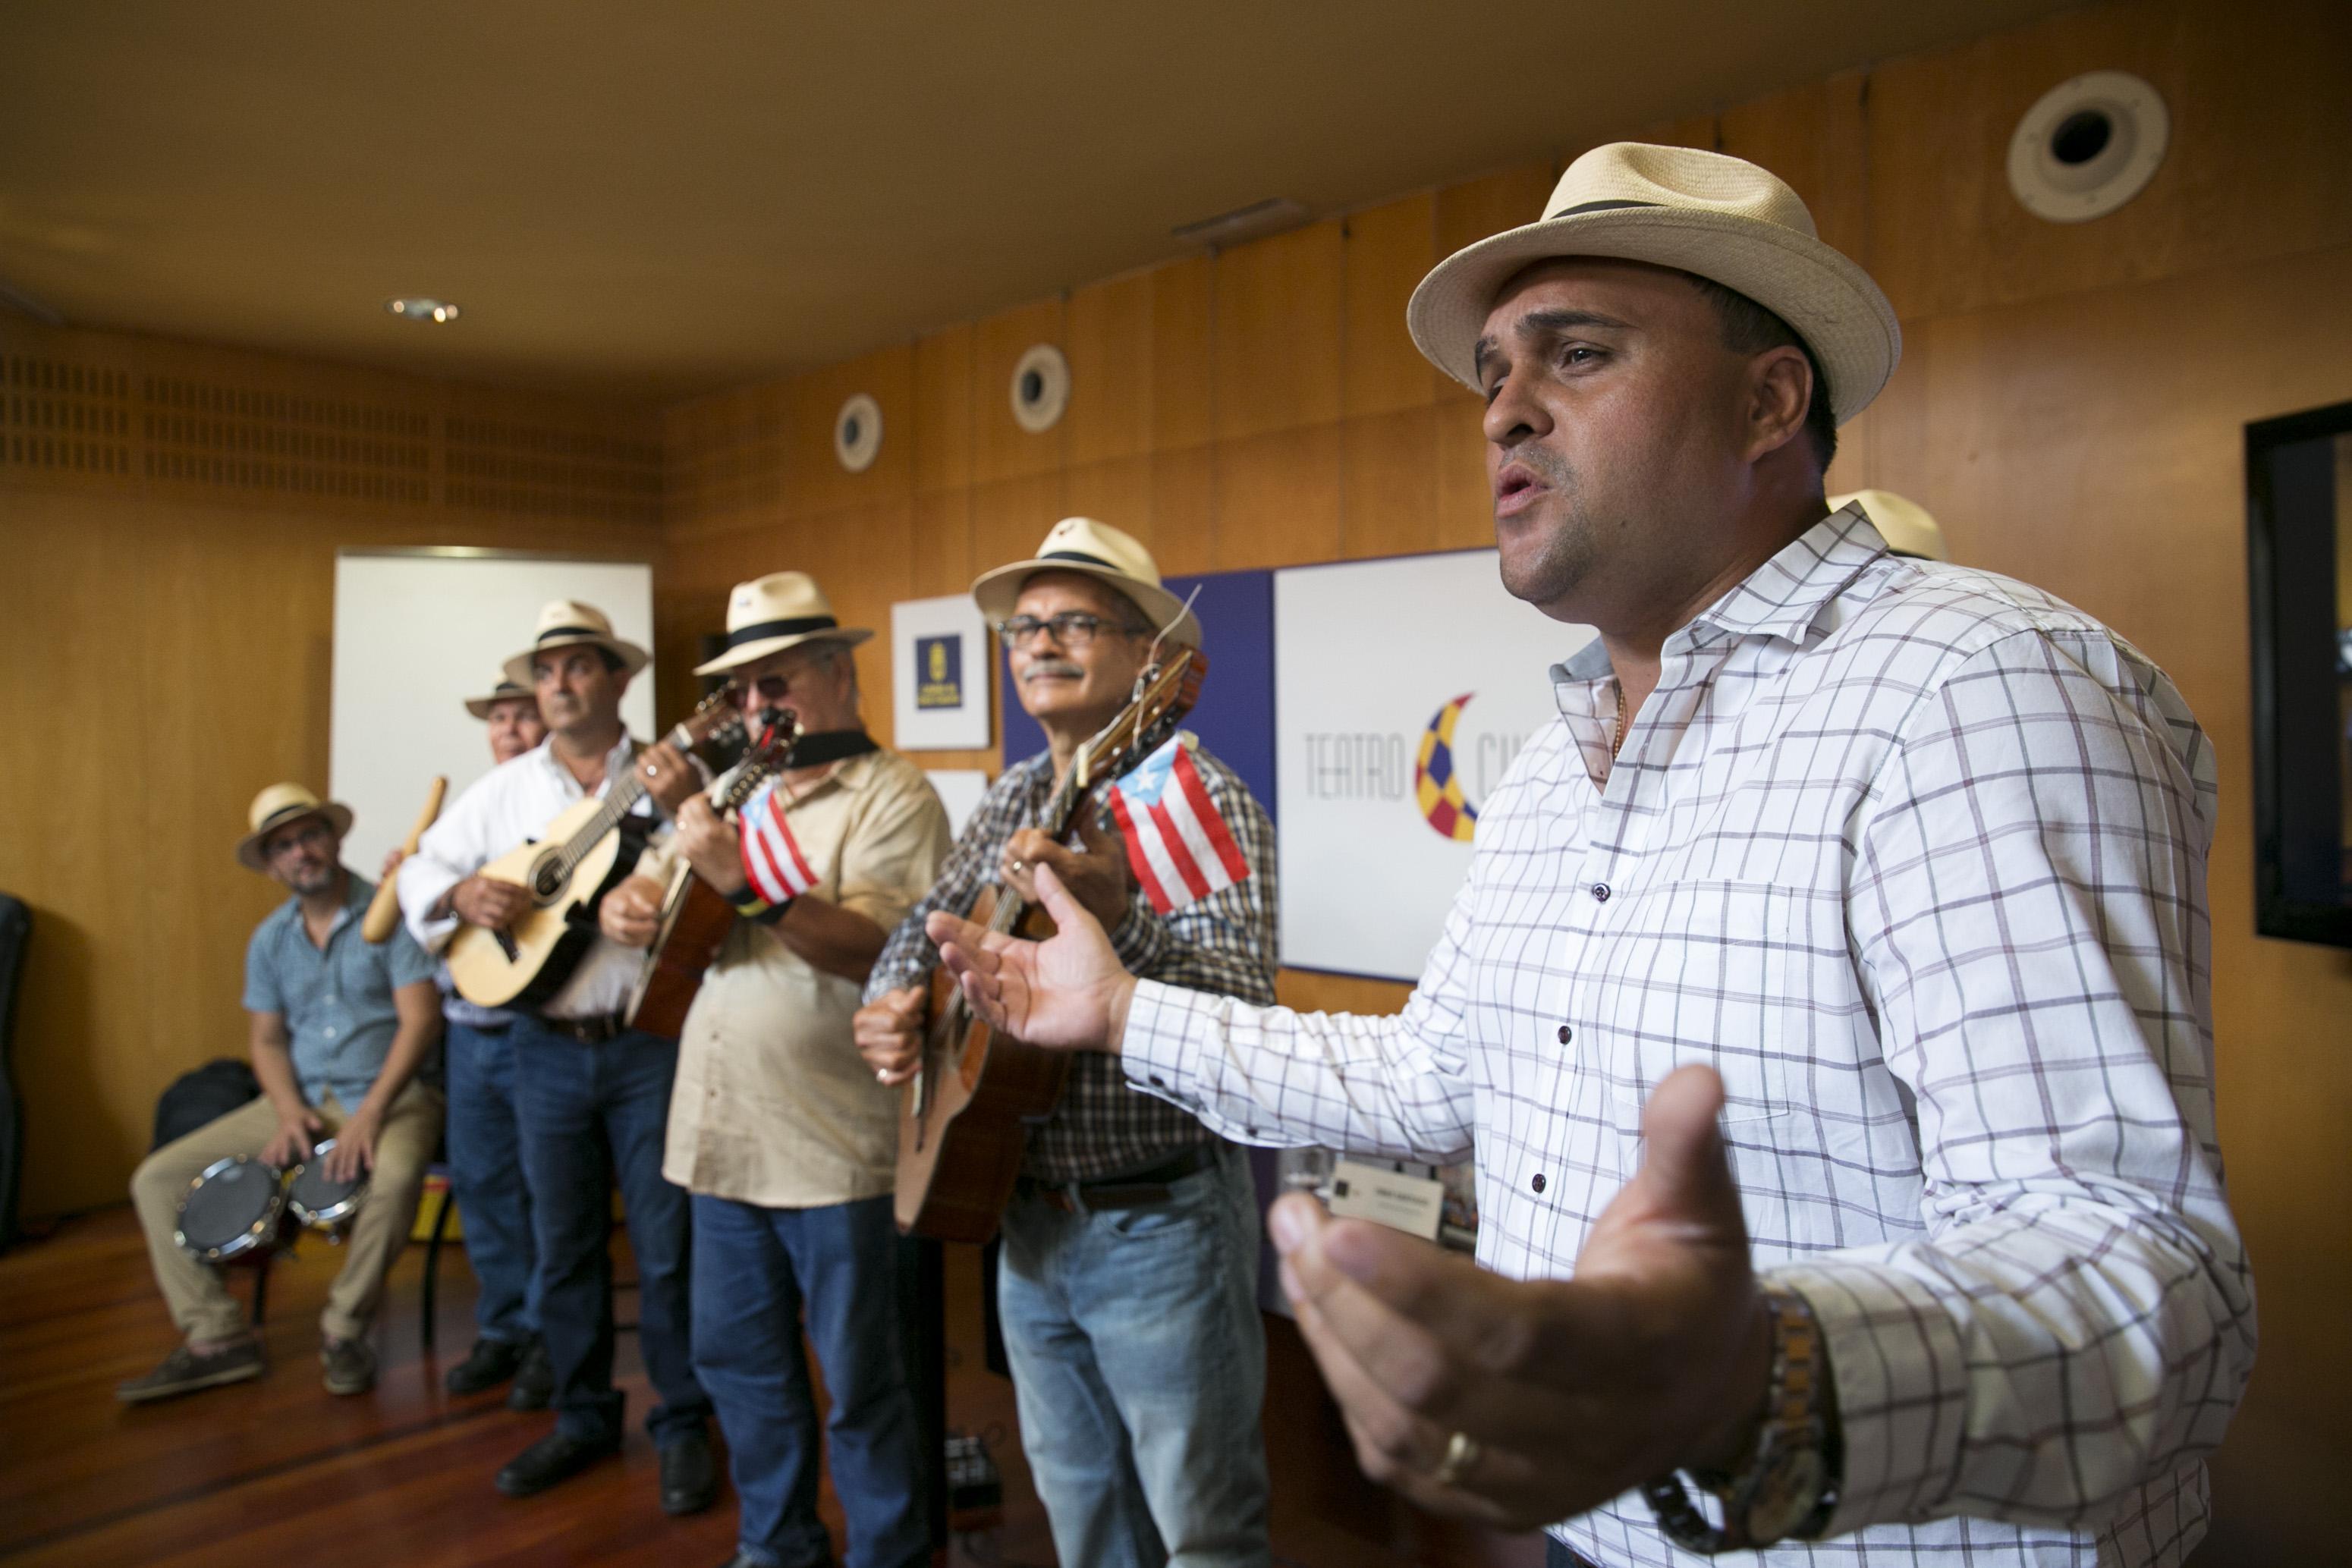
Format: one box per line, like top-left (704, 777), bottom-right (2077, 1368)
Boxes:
top-left (738, 780), bottom-right (821, 904)
top-left (1108, 736), bottom-right (1250, 915)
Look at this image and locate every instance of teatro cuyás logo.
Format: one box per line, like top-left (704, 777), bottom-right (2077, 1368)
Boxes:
top-left (1414, 693), bottom-right (1479, 843)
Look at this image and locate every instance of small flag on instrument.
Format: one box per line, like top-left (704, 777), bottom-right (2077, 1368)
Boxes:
top-left (1107, 736), bottom-right (1250, 914)
top-left (739, 781), bottom-right (820, 904)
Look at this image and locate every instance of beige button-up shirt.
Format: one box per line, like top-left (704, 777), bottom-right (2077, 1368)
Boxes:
top-left (654, 746), bottom-right (952, 1208)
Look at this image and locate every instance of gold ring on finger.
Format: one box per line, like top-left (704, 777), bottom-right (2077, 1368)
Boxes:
top-left (1432, 1429), bottom-right (1481, 1488)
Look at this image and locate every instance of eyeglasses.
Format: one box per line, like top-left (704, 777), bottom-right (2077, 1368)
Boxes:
top-left (266, 822), bottom-right (333, 862)
top-left (729, 653), bottom-right (834, 705)
top-left (995, 612), bottom-right (1146, 649)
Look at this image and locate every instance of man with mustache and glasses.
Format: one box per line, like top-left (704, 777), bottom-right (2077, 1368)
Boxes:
top-left (920, 145), bottom-right (2252, 1568)
top-left (855, 518), bottom-right (1280, 1568)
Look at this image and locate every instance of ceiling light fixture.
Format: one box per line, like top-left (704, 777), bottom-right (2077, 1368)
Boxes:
top-left (1171, 197), bottom-right (1310, 250)
top-left (385, 297), bottom-right (461, 323)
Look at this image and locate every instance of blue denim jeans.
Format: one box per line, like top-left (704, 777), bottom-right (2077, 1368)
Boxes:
top-left (511, 1018), bottom-right (709, 1447)
top-left (998, 1141), bottom-right (1270, 1568)
top-left (445, 1020), bottom-right (539, 1343)
top-left (691, 1192), bottom-right (928, 1568)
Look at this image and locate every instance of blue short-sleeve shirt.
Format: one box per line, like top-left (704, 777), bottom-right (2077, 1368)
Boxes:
top-left (243, 871), bottom-right (436, 1106)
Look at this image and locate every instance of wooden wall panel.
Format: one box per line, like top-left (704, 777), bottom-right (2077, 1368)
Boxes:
top-left (912, 325), bottom-right (976, 495)
top-left (1341, 406), bottom-right (1440, 560)
top-left (1212, 218), bottom-right (1345, 441)
top-left (973, 297), bottom-right (1066, 483)
top-left (1064, 271), bottom-right (1154, 467)
top-left (1213, 421), bottom-right (1342, 571)
top-left (1149, 256), bottom-right (1217, 452)
top-left (1342, 193), bottom-right (1439, 418)
top-left (3, 341), bottom-right (663, 1224)
top-left (1432, 160), bottom-right (1556, 258)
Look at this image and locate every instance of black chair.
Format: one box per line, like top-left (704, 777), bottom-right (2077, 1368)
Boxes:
top-left (0, 894), bottom-right (28, 1256)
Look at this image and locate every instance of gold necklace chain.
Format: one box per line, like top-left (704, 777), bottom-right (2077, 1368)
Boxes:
top-left (1611, 678), bottom-right (1629, 761)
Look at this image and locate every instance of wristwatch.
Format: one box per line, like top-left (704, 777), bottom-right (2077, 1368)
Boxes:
top-left (1641, 1284), bottom-right (1839, 1554)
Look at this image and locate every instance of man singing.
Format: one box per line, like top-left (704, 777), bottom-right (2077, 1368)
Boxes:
top-left (923, 145), bottom-right (2255, 1566)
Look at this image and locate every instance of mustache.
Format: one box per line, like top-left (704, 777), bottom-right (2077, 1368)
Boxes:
top-left (1501, 442), bottom-right (1575, 489)
top-left (1022, 658), bottom-right (1084, 680)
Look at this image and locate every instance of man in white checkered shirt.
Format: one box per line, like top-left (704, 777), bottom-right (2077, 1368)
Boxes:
top-left (923, 142), bottom-right (2255, 1567)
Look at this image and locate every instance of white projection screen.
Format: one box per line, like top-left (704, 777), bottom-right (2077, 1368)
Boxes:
top-left (330, 549), bottom-right (656, 875)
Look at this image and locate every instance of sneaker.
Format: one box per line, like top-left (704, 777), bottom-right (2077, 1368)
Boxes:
top-left (116, 1339), bottom-right (264, 1403)
top-left (506, 1337), bottom-right (553, 1412)
top-left (444, 1335), bottom-right (527, 1396)
top-left (322, 1337), bottom-right (378, 1396)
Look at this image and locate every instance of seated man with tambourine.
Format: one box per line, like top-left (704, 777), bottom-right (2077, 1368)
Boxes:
top-left (119, 784), bottom-right (444, 1403)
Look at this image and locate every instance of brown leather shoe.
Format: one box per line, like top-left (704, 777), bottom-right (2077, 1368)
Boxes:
top-left (116, 1339), bottom-right (264, 1403)
top-left (321, 1337), bottom-right (377, 1395)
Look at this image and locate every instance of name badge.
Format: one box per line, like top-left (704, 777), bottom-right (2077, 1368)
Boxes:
top-left (1325, 1158), bottom-right (1447, 1241)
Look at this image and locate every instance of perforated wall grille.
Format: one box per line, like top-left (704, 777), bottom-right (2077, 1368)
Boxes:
top-left (666, 396), bottom-right (784, 524)
top-left (2, 356), bottom-right (134, 476)
top-left (141, 375), bottom-right (432, 503)
top-left (445, 416), bottom-right (663, 525)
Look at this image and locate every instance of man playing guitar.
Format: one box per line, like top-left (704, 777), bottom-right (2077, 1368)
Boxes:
top-left (854, 519), bottom-right (1280, 1568)
top-left (396, 600), bottom-right (718, 1516)
top-left (599, 570), bottom-right (952, 1568)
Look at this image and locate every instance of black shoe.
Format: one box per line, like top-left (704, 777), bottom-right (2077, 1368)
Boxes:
top-left (495, 1430), bottom-right (621, 1498)
top-left (505, 1337), bottom-right (553, 1412)
top-left (659, 1428), bottom-right (719, 1516)
top-left (444, 1336), bottom-right (527, 1396)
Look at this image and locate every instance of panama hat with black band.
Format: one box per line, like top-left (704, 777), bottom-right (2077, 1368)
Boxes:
top-left (691, 571), bottom-right (873, 677)
top-left (464, 677), bottom-right (539, 721)
top-left (1406, 141), bottom-right (1901, 426)
top-left (501, 599), bottom-right (650, 688)
top-left (234, 782), bottom-right (354, 873)
top-left (970, 516), bottom-right (1201, 650)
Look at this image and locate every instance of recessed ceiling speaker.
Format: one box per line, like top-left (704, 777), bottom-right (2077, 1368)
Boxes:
top-left (1011, 344), bottom-right (1070, 434)
top-left (835, 392), bottom-right (882, 473)
top-left (2007, 71), bottom-right (2168, 223)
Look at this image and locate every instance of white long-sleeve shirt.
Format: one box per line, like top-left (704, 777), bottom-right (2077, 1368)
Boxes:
top-left (397, 732), bottom-right (660, 1022)
top-left (1124, 509), bottom-right (2254, 1566)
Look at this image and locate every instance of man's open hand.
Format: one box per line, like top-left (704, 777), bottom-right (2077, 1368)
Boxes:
top-left (1270, 1066), bottom-right (1772, 1531)
top-left (927, 864), bottom-right (1138, 1053)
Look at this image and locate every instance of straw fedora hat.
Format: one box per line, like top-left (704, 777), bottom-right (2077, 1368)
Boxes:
top-left (501, 599), bottom-right (649, 687)
top-left (1829, 489), bottom-right (1949, 562)
top-left (970, 517), bottom-right (1200, 649)
top-left (464, 677), bottom-right (539, 721)
top-left (1407, 142), bottom-right (1901, 426)
top-left (234, 783), bottom-right (353, 872)
top-left (692, 571), bottom-right (874, 677)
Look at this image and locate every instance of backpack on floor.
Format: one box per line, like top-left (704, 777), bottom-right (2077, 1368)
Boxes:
top-left (152, 1059), bottom-right (262, 1151)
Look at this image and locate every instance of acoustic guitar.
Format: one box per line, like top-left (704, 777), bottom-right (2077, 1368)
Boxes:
top-left (896, 649), bottom-right (1209, 1242)
top-left (624, 707), bottom-right (800, 1039)
top-left (447, 693), bottom-right (744, 1010)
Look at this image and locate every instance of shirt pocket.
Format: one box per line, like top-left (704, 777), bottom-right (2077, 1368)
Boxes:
top-left (1593, 881), bottom-right (1789, 1123)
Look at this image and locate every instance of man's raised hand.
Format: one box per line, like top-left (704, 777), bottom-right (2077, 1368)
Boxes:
top-left (1268, 1066), bottom-right (1773, 1532)
top-left (925, 863), bottom-right (1138, 1053)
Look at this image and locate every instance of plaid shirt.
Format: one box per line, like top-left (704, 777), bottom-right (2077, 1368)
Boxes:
top-left (868, 739), bottom-right (1278, 1183)
top-left (1124, 509), bottom-right (2253, 1566)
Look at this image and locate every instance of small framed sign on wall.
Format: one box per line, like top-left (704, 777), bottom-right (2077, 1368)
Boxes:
top-left (891, 594), bottom-right (992, 749)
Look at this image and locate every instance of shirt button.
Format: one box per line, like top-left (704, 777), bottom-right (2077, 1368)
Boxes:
top-left (1530, 1173), bottom-right (1548, 1194)
top-left (323, 1026), bottom-right (337, 1039)
top-left (1556, 1024), bottom-right (1572, 1045)
top-left (1149, 1074), bottom-right (1166, 1088)
top-left (1590, 883), bottom-right (1611, 903)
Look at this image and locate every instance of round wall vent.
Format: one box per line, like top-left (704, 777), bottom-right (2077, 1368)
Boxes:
top-left (2007, 71), bottom-right (2168, 224)
top-left (835, 393), bottom-right (882, 473)
top-left (1010, 344), bottom-right (1070, 433)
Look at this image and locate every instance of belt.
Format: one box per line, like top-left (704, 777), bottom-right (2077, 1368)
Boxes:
top-left (536, 1011), bottom-right (627, 1044)
top-left (1016, 1142), bottom-right (1221, 1213)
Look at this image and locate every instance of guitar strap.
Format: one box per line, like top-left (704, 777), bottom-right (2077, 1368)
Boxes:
top-left (783, 727), bottom-right (881, 768)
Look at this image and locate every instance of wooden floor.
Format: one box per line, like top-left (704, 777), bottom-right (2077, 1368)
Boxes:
top-left (0, 1207), bottom-right (1542, 1568)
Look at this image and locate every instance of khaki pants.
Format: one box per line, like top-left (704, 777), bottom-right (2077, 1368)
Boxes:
top-left (129, 1082), bottom-right (443, 1345)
